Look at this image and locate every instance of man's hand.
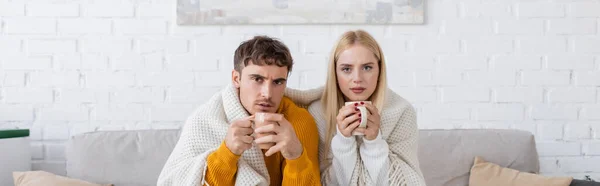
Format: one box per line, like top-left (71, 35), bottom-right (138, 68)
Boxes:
top-left (224, 116), bottom-right (255, 155)
top-left (254, 114), bottom-right (303, 160)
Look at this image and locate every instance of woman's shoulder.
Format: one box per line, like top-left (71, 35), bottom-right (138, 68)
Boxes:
top-left (307, 99), bottom-right (324, 116)
top-left (284, 86), bottom-right (324, 107)
top-left (383, 89), bottom-right (415, 112)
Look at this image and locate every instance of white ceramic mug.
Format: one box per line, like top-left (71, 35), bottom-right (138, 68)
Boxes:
top-left (344, 101), bottom-right (371, 135)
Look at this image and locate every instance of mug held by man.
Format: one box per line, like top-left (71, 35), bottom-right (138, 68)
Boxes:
top-left (252, 112), bottom-right (283, 149)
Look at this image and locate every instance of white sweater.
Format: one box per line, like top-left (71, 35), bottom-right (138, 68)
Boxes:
top-left (285, 87), bottom-right (427, 186)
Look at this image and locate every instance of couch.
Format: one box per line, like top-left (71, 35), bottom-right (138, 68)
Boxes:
top-left (65, 129), bottom-right (540, 186)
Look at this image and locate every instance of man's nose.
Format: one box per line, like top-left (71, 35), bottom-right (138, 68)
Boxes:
top-left (260, 84), bottom-right (272, 99)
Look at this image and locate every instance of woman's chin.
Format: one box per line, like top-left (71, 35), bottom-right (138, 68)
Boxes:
top-left (345, 95), bottom-right (369, 102)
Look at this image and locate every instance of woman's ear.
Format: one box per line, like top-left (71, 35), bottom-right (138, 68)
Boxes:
top-left (232, 70), bottom-right (241, 88)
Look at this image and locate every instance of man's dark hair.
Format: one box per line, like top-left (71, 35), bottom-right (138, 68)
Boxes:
top-left (233, 35), bottom-right (293, 74)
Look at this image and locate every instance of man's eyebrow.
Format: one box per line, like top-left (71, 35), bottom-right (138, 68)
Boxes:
top-left (274, 78), bottom-right (287, 82)
top-left (248, 74), bottom-right (266, 79)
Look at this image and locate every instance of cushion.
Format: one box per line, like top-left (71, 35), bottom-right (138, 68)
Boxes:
top-left (13, 171), bottom-right (113, 186)
top-left (469, 156), bottom-right (573, 186)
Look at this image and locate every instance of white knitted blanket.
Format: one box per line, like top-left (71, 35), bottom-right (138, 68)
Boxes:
top-left (157, 84), bottom-right (272, 186)
top-left (285, 87), bottom-right (427, 186)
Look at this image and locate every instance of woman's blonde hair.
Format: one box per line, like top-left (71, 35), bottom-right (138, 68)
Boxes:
top-left (321, 30), bottom-right (388, 155)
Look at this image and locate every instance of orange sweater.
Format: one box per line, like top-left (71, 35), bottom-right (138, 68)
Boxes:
top-left (204, 96), bottom-right (321, 186)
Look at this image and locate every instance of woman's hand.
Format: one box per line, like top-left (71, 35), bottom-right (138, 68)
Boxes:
top-left (354, 102), bottom-right (381, 141)
top-left (336, 103), bottom-right (362, 137)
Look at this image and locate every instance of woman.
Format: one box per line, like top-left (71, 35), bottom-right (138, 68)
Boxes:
top-left (286, 30), bottom-right (426, 186)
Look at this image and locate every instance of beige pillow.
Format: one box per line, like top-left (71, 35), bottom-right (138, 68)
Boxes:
top-left (469, 156), bottom-right (573, 186)
top-left (13, 171), bottom-right (113, 186)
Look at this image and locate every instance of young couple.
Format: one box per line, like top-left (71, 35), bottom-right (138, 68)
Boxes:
top-left (157, 30), bottom-right (426, 186)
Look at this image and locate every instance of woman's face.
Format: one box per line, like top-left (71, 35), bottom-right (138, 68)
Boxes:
top-left (336, 44), bottom-right (379, 102)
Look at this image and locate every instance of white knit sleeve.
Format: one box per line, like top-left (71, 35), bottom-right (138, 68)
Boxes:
top-left (386, 105), bottom-right (427, 186)
top-left (330, 127), bottom-right (360, 186)
top-left (360, 133), bottom-right (390, 186)
top-left (284, 87), bottom-right (324, 107)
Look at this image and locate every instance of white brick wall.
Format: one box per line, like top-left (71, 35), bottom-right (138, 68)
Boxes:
top-left (547, 56), bottom-right (595, 70)
top-left (494, 87), bottom-right (544, 103)
top-left (26, 39), bottom-right (78, 55)
top-left (26, 3), bottom-right (79, 17)
top-left (114, 20), bottom-right (168, 35)
top-left (521, 71), bottom-right (571, 86)
top-left (4, 18), bottom-right (56, 34)
top-left (0, 2), bottom-right (25, 16)
top-left (0, 37), bottom-right (22, 53)
top-left (496, 20), bottom-right (545, 35)
top-left (1, 0), bottom-right (599, 180)
top-left (29, 71), bottom-right (80, 88)
top-left (81, 3), bottom-right (134, 18)
top-left (518, 37), bottom-right (568, 54)
top-left (569, 2), bottom-right (600, 17)
top-left (548, 19), bottom-right (597, 35)
top-left (517, 3), bottom-right (565, 18)
top-left (575, 36), bottom-right (600, 53)
top-left (58, 19), bottom-right (112, 34)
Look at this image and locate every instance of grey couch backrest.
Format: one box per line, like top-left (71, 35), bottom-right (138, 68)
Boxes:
top-left (66, 129), bottom-right (539, 186)
top-left (418, 129), bottom-right (539, 186)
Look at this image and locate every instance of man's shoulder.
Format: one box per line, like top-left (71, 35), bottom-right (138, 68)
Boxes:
top-left (186, 90), bottom-right (225, 120)
top-left (281, 96), bottom-right (315, 123)
top-left (281, 96), bottom-right (310, 113)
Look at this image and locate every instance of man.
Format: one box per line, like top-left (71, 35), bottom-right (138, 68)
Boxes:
top-left (157, 36), bottom-right (321, 186)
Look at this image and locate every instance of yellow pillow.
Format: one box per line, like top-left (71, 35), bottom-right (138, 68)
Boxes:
top-left (13, 171), bottom-right (113, 186)
top-left (469, 156), bottom-right (573, 186)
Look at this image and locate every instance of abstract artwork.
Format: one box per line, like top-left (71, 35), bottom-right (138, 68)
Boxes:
top-left (177, 0), bottom-right (425, 25)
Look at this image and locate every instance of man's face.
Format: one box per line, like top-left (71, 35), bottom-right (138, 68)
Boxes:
top-left (232, 61), bottom-right (288, 115)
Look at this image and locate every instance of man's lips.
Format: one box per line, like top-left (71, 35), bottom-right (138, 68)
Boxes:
top-left (257, 103), bottom-right (273, 107)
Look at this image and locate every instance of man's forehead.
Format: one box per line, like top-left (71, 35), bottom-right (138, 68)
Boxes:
top-left (243, 63), bottom-right (288, 78)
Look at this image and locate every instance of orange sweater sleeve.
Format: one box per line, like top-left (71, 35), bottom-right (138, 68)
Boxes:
top-left (204, 141), bottom-right (240, 186)
top-left (280, 97), bottom-right (322, 186)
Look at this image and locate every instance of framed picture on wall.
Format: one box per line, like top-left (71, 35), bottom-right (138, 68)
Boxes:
top-left (176, 0), bottom-right (425, 25)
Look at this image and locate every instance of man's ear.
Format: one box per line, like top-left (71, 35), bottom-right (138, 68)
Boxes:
top-left (232, 70), bottom-right (241, 88)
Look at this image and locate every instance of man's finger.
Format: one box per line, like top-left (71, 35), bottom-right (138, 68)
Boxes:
top-left (234, 127), bottom-right (254, 136)
top-left (239, 135), bottom-right (254, 144)
top-left (254, 134), bottom-right (280, 144)
top-left (261, 113), bottom-right (284, 122)
top-left (264, 143), bottom-right (284, 157)
top-left (254, 123), bottom-right (280, 134)
top-left (233, 116), bottom-right (254, 128)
